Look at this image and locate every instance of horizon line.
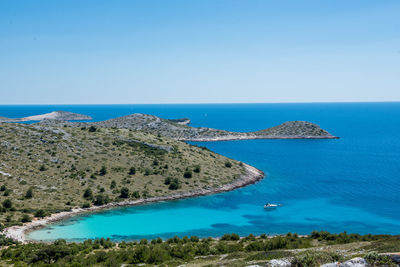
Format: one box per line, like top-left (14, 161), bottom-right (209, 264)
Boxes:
top-left (1, 100), bottom-right (400, 106)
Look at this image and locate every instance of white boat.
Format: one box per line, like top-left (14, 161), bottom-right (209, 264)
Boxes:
top-left (264, 203), bottom-right (281, 209)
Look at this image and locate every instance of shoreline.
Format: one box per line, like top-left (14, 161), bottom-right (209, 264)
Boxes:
top-left (3, 163), bottom-right (264, 243)
top-left (182, 135), bottom-right (339, 142)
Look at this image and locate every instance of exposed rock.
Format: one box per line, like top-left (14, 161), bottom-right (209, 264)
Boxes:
top-left (321, 257), bottom-right (369, 267)
top-left (168, 118), bottom-right (191, 125)
top-left (266, 259), bottom-right (292, 267)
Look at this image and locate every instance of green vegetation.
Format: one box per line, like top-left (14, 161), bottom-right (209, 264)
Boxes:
top-left (0, 232), bottom-right (398, 266)
top-left (0, 123), bottom-right (244, 227)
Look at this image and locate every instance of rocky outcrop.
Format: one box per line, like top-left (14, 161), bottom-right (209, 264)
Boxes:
top-left (0, 111), bottom-right (92, 122)
top-left (37, 113), bottom-right (338, 141)
top-left (321, 257), bottom-right (369, 267)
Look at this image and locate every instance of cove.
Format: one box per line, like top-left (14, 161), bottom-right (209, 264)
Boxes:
top-left (18, 102), bottom-right (400, 241)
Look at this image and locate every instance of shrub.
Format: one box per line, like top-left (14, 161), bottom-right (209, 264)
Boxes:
top-left (193, 165), bottom-right (201, 173)
top-left (132, 191), bottom-right (140, 199)
top-left (34, 209), bottom-right (47, 218)
top-left (83, 188), bottom-right (93, 199)
top-left (164, 177), bottom-right (171, 185)
top-left (120, 187), bottom-right (129, 198)
top-left (88, 126), bottom-right (97, 132)
top-left (21, 214), bottom-right (32, 223)
top-left (93, 194), bottom-right (110, 206)
top-left (39, 165), bottom-right (47, 171)
top-left (25, 187), bottom-right (34, 199)
top-left (0, 185), bottom-right (6, 191)
top-left (99, 166), bottom-right (107, 176)
top-left (169, 178), bottom-right (180, 190)
top-left (153, 159), bottom-right (159, 166)
top-left (129, 167), bottom-right (136, 175)
top-left (2, 199), bottom-right (12, 209)
top-left (224, 161), bottom-right (232, 168)
top-left (183, 171), bottom-right (192, 179)
top-left (110, 180), bottom-right (116, 189)
top-left (81, 202), bottom-right (91, 208)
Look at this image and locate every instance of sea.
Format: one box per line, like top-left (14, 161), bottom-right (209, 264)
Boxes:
top-left (1, 103), bottom-right (399, 241)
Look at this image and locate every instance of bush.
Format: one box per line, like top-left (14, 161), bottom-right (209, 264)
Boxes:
top-left (88, 126), bottom-right (97, 132)
top-left (120, 187), bottom-right (129, 198)
top-left (193, 165), bottom-right (201, 173)
top-left (183, 171), bottom-right (192, 179)
top-left (93, 194), bottom-right (110, 206)
top-left (83, 188), bottom-right (93, 199)
top-left (164, 177), bottom-right (171, 185)
top-left (99, 166), bottom-right (107, 176)
top-left (21, 214), bottom-right (32, 223)
top-left (169, 178), bottom-right (180, 190)
top-left (132, 191), bottom-right (140, 199)
top-left (224, 161), bottom-right (232, 168)
top-left (0, 185), bottom-right (6, 191)
top-left (2, 199), bottom-right (12, 209)
top-left (81, 202), bottom-right (91, 208)
top-left (34, 209), bottom-right (47, 218)
top-left (25, 187), bottom-right (34, 199)
top-left (129, 167), bottom-right (136, 175)
top-left (39, 165), bottom-right (47, 171)
top-left (110, 180), bottom-right (116, 189)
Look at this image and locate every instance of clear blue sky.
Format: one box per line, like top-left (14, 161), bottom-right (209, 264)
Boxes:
top-left (1, 0), bottom-right (399, 104)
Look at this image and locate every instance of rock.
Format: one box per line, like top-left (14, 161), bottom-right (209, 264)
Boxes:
top-left (266, 259), bottom-right (292, 267)
top-left (321, 257), bottom-right (369, 267)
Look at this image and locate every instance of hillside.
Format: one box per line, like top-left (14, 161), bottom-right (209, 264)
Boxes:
top-left (38, 113), bottom-right (338, 141)
top-left (0, 123), bottom-right (247, 227)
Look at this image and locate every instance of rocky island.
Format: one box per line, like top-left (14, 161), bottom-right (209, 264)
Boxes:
top-left (37, 112), bottom-right (338, 141)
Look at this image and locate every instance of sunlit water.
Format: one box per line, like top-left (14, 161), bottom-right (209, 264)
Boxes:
top-left (1, 103), bottom-right (399, 241)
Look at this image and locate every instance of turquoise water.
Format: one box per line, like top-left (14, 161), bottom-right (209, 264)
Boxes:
top-left (1, 103), bottom-right (400, 241)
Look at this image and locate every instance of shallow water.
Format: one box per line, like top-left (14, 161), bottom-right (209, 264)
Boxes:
top-left (2, 103), bottom-right (399, 241)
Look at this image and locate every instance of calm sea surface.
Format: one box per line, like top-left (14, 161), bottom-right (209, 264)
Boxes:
top-left (1, 103), bottom-right (399, 241)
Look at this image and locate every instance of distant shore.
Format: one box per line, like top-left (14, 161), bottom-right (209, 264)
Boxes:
top-left (3, 163), bottom-right (264, 243)
top-left (182, 135), bottom-right (339, 142)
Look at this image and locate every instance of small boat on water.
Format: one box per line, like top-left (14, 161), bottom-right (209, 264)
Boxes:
top-left (264, 203), bottom-right (281, 209)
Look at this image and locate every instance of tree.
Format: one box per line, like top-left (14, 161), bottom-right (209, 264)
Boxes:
top-left (129, 167), bottom-right (136, 175)
top-left (25, 187), bottom-right (33, 199)
top-left (225, 161), bottom-right (232, 168)
top-left (183, 171), bottom-right (192, 179)
top-left (83, 188), bottom-right (93, 199)
top-left (0, 185), bottom-right (6, 191)
top-left (152, 159), bottom-right (159, 166)
top-left (99, 166), bottom-right (107, 176)
top-left (120, 187), bottom-right (129, 198)
top-left (2, 199), bottom-right (12, 209)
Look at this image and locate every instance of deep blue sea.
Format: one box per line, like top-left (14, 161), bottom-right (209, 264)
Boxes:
top-left (1, 103), bottom-right (399, 241)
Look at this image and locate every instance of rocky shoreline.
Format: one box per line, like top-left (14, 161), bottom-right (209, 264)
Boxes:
top-left (3, 163), bottom-right (264, 243)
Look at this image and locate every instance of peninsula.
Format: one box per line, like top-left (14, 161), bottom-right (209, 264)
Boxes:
top-left (0, 111), bottom-right (92, 122)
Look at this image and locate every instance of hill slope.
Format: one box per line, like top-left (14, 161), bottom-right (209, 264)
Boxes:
top-left (0, 123), bottom-right (249, 227)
